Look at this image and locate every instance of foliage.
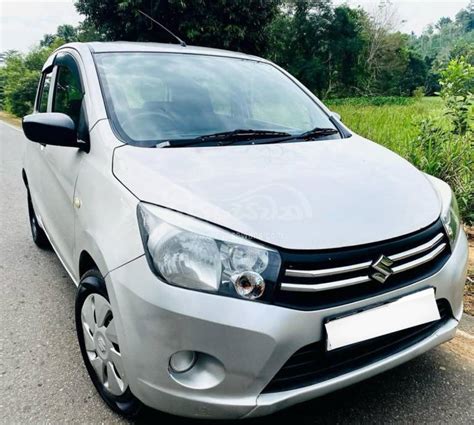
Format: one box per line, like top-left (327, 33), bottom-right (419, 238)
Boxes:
top-left (0, 20), bottom-right (106, 116)
top-left (438, 57), bottom-right (474, 134)
top-left (412, 86), bottom-right (426, 99)
top-left (267, 1), bottom-right (436, 98)
top-left (40, 22), bottom-right (105, 48)
top-left (41, 24), bottom-right (78, 47)
top-left (267, 1), bottom-right (372, 97)
top-left (74, 0), bottom-right (280, 56)
top-left (6, 71), bottom-right (40, 117)
top-left (409, 0), bottom-right (474, 69)
top-left (0, 39), bottom-right (64, 116)
top-left (408, 119), bottom-right (473, 223)
top-left (267, 0), bottom-right (335, 96)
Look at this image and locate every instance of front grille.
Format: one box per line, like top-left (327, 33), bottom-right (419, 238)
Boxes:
top-left (274, 220), bottom-right (450, 310)
top-left (263, 299), bottom-right (452, 393)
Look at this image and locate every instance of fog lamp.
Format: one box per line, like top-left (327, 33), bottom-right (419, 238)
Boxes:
top-left (231, 271), bottom-right (265, 300)
top-left (169, 351), bottom-right (197, 373)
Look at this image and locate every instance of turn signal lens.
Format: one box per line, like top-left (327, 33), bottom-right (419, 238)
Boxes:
top-left (231, 271), bottom-right (265, 300)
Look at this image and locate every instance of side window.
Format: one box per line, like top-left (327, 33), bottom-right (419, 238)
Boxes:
top-left (53, 65), bottom-right (83, 127)
top-left (38, 72), bottom-right (52, 113)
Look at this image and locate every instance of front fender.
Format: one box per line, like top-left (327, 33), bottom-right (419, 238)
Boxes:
top-left (73, 121), bottom-right (144, 282)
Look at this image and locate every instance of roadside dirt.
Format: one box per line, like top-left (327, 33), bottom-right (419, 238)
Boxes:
top-left (444, 330), bottom-right (474, 361)
top-left (0, 111), bottom-right (22, 127)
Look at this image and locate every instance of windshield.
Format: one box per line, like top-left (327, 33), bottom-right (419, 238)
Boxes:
top-left (94, 52), bottom-right (338, 146)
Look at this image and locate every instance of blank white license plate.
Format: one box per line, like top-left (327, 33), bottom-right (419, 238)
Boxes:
top-left (325, 288), bottom-right (440, 351)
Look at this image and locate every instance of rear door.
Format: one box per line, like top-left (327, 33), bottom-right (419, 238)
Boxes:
top-left (38, 52), bottom-right (88, 275)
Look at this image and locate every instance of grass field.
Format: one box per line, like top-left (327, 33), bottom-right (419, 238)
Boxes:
top-left (326, 97), bottom-right (444, 157)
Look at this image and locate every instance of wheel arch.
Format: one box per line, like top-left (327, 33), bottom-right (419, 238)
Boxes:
top-left (79, 250), bottom-right (102, 279)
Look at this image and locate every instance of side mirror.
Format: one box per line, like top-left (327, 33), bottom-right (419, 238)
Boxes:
top-left (331, 111), bottom-right (342, 122)
top-left (22, 113), bottom-right (82, 148)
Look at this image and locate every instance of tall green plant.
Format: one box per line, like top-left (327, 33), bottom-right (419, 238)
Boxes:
top-left (409, 119), bottom-right (473, 223)
top-left (438, 57), bottom-right (474, 134)
top-left (409, 58), bottom-right (474, 223)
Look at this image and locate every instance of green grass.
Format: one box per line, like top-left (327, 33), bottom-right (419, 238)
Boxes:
top-left (326, 97), bottom-right (444, 157)
top-left (328, 96), bottom-right (416, 107)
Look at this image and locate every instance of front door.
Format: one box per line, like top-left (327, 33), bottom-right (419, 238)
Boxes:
top-left (38, 52), bottom-right (87, 275)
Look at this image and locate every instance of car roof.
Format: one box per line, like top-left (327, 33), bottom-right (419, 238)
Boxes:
top-left (59, 41), bottom-right (266, 62)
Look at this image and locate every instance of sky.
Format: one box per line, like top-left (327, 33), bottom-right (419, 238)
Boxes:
top-left (335, 0), bottom-right (470, 34)
top-left (0, 0), bottom-right (471, 53)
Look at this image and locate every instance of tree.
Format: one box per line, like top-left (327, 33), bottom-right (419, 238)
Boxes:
top-left (76, 20), bottom-right (107, 42)
top-left (409, 1), bottom-right (474, 73)
top-left (0, 39), bottom-right (64, 116)
top-left (436, 17), bottom-right (452, 30)
top-left (359, 0), bottom-right (408, 94)
top-left (326, 6), bottom-right (368, 96)
top-left (401, 50), bottom-right (429, 95)
top-left (40, 22), bottom-right (105, 48)
top-left (56, 24), bottom-right (79, 43)
top-left (455, 0), bottom-right (474, 33)
top-left (268, 0), bottom-right (340, 97)
top-left (40, 24), bottom-right (78, 47)
top-left (40, 34), bottom-right (56, 47)
top-left (74, 0), bottom-right (281, 56)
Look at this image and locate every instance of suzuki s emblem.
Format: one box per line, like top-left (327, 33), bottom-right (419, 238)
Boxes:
top-left (370, 255), bottom-right (394, 283)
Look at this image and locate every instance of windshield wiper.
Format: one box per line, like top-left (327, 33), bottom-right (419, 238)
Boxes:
top-left (248, 127), bottom-right (340, 146)
top-left (199, 129), bottom-right (292, 142)
top-left (163, 129), bottom-right (292, 147)
top-left (296, 127), bottom-right (339, 139)
top-left (161, 127), bottom-right (339, 148)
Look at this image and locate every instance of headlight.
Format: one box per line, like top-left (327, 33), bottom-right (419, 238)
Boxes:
top-left (137, 203), bottom-right (281, 301)
top-left (426, 175), bottom-right (461, 248)
top-left (441, 194), bottom-right (460, 248)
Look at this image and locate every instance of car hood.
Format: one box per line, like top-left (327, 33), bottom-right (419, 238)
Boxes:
top-left (113, 135), bottom-right (441, 250)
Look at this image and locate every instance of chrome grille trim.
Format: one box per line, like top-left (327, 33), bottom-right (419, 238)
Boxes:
top-left (281, 275), bottom-right (371, 293)
top-left (392, 243), bottom-right (446, 274)
top-left (281, 234), bottom-right (447, 293)
top-left (285, 260), bottom-right (372, 278)
top-left (284, 233), bottom-right (444, 279)
top-left (389, 233), bottom-right (444, 261)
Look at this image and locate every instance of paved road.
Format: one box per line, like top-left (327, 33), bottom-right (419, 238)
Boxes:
top-left (1, 120), bottom-right (473, 424)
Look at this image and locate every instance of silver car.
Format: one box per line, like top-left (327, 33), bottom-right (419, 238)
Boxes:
top-left (22, 42), bottom-right (468, 419)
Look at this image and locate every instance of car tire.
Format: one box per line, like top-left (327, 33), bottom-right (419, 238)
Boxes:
top-left (27, 192), bottom-right (51, 249)
top-left (75, 269), bottom-right (143, 418)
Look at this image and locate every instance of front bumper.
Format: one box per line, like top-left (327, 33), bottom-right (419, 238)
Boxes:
top-left (105, 231), bottom-right (468, 419)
